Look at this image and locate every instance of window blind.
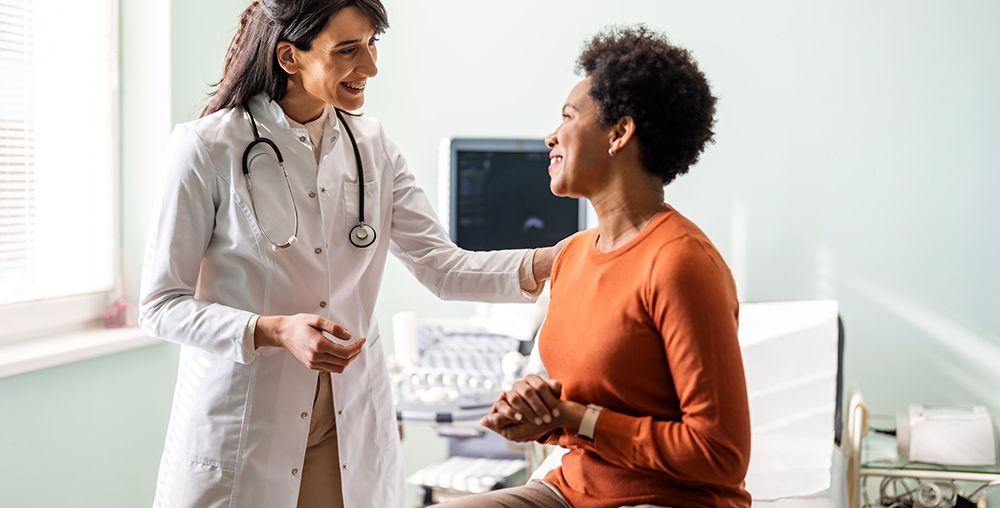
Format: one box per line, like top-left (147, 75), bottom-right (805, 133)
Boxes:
top-left (0, 0), bottom-right (116, 307)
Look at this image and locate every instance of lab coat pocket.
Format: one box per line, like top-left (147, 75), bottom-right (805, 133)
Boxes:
top-left (342, 180), bottom-right (381, 251)
top-left (170, 348), bottom-right (249, 471)
top-left (157, 452), bottom-right (236, 508)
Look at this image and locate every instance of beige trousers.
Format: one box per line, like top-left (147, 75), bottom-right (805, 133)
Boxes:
top-left (432, 480), bottom-right (673, 508)
top-left (432, 480), bottom-right (572, 508)
top-left (296, 372), bottom-right (344, 508)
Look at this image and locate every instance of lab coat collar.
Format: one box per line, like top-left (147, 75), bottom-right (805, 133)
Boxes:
top-left (247, 93), bottom-right (290, 128)
top-left (247, 93), bottom-right (343, 139)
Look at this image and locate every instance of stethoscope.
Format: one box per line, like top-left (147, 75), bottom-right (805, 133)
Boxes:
top-left (241, 103), bottom-right (377, 250)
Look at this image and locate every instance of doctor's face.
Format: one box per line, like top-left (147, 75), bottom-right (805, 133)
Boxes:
top-left (545, 78), bottom-right (613, 199)
top-left (291, 6), bottom-right (379, 111)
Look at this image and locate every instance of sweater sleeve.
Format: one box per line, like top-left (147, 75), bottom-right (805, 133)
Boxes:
top-left (555, 237), bottom-right (751, 486)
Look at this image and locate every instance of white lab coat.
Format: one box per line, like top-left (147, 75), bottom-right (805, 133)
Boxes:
top-left (139, 94), bottom-right (532, 508)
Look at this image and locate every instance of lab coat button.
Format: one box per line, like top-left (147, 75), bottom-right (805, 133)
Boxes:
top-left (315, 247), bottom-right (323, 254)
top-left (308, 191), bottom-right (316, 198)
top-left (338, 410), bottom-right (343, 416)
top-left (292, 468), bottom-right (299, 476)
top-left (319, 301), bottom-right (327, 308)
top-left (321, 187), bottom-right (327, 193)
top-left (298, 136), bottom-right (306, 142)
top-left (342, 464), bottom-right (348, 471)
top-left (330, 136), bottom-right (337, 143)
top-left (301, 412), bottom-right (308, 419)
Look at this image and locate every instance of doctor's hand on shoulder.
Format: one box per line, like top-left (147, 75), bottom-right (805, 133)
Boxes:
top-left (254, 314), bottom-right (366, 373)
top-left (531, 233), bottom-right (576, 283)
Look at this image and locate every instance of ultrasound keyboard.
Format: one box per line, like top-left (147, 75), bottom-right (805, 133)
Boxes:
top-left (391, 323), bottom-right (530, 422)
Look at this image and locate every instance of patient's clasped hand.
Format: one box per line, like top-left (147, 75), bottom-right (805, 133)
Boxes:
top-left (481, 374), bottom-right (570, 443)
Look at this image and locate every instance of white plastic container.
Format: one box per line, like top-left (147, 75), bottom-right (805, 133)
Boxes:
top-left (896, 404), bottom-right (998, 466)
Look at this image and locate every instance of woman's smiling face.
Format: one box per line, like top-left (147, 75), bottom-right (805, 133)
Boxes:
top-left (544, 78), bottom-right (614, 199)
top-left (291, 6), bottom-right (379, 111)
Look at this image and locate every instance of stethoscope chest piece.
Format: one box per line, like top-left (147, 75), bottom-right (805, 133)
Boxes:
top-left (350, 222), bottom-right (377, 248)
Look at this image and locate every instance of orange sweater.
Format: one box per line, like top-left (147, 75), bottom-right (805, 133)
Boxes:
top-left (540, 204), bottom-right (751, 508)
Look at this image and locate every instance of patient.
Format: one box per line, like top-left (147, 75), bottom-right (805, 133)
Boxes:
top-left (436, 25), bottom-right (751, 508)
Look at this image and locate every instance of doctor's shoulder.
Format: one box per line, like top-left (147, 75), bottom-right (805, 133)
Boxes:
top-left (186, 106), bottom-right (247, 149)
top-left (344, 112), bottom-right (406, 172)
top-left (339, 110), bottom-right (384, 146)
top-left (163, 107), bottom-right (247, 178)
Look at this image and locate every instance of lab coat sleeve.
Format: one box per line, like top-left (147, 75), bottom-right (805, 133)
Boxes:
top-left (379, 127), bottom-right (534, 303)
top-left (138, 124), bottom-right (257, 364)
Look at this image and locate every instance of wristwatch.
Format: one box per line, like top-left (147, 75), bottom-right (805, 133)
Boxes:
top-left (576, 404), bottom-right (603, 442)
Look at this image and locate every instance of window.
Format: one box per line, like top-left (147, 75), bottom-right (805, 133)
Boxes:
top-left (0, 0), bottom-right (118, 344)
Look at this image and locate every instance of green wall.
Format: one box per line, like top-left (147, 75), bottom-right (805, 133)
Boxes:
top-left (0, 343), bottom-right (180, 507)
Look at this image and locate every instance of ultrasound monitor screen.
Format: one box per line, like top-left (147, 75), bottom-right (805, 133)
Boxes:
top-left (450, 139), bottom-right (583, 251)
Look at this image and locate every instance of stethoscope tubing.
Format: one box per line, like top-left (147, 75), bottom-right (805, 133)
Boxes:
top-left (334, 109), bottom-right (377, 248)
top-left (241, 102), bottom-right (376, 251)
top-left (243, 104), bottom-right (300, 251)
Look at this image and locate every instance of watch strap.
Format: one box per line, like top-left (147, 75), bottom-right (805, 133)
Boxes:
top-left (576, 404), bottom-right (603, 442)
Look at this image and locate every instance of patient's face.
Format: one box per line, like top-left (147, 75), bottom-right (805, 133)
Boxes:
top-left (544, 78), bottom-right (612, 199)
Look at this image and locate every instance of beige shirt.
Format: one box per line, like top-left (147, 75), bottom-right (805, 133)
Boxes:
top-left (286, 108), bottom-right (329, 169)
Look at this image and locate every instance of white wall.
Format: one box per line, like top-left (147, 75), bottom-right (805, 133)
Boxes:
top-left (364, 0), bottom-right (1000, 417)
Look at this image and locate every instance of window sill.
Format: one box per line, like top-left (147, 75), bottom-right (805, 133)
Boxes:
top-left (0, 327), bottom-right (162, 379)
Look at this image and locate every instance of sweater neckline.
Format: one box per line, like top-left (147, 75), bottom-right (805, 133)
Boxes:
top-left (587, 203), bottom-right (671, 263)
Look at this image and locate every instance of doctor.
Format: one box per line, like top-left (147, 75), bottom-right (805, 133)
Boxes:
top-left (139, 1), bottom-right (557, 507)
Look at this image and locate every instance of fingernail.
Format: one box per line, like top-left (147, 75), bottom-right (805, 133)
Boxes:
top-left (534, 418), bottom-right (543, 425)
top-left (344, 331), bottom-right (352, 339)
top-left (514, 413), bottom-right (522, 421)
top-left (552, 409), bottom-right (560, 418)
top-left (543, 415), bottom-right (552, 423)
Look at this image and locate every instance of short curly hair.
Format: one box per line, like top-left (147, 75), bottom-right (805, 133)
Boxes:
top-left (577, 25), bottom-right (717, 185)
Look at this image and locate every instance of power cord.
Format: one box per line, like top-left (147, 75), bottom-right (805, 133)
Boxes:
top-left (862, 475), bottom-right (981, 508)
top-left (968, 480), bottom-right (1000, 504)
top-left (862, 424), bottom-right (990, 507)
top-left (870, 427), bottom-right (897, 437)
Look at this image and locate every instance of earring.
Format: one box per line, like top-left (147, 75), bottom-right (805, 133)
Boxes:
top-left (608, 148), bottom-right (616, 157)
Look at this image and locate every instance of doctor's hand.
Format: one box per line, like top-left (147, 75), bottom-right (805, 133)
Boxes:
top-left (532, 233), bottom-right (577, 282)
top-left (255, 314), bottom-right (366, 373)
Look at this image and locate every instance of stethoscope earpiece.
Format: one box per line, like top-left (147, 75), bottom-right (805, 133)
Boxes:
top-left (350, 223), bottom-right (377, 248)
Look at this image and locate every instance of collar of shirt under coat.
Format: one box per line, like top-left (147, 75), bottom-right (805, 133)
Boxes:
top-left (247, 93), bottom-right (345, 171)
top-left (285, 107), bottom-right (329, 169)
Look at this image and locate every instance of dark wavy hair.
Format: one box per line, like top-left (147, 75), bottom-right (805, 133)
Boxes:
top-left (577, 25), bottom-right (717, 185)
top-left (202, 0), bottom-right (388, 117)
